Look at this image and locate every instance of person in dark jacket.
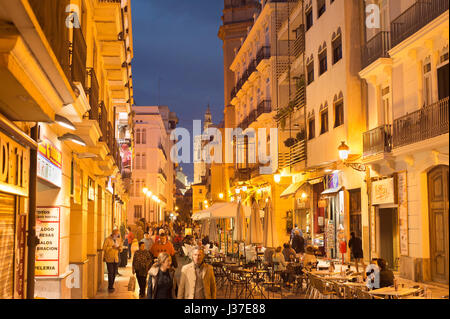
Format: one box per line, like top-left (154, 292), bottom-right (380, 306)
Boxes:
top-left (132, 241), bottom-right (153, 298)
top-left (147, 252), bottom-right (177, 299)
top-left (291, 230), bottom-right (305, 254)
top-left (377, 259), bottom-right (395, 288)
top-left (348, 232), bottom-right (365, 273)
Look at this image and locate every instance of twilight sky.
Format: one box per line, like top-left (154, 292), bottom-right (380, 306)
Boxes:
top-left (131, 0), bottom-right (225, 182)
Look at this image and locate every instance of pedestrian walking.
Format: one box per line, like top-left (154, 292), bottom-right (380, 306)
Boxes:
top-left (291, 230), bottom-right (305, 255)
top-left (348, 232), bottom-right (365, 273)
top-left (132, 241), bottom-right (153, 298)
top-left (126, 227), bottom-right (134, 259)
top-left (147, 252), bottom-right (177, 299)
top-left (102, 229), bottom-right (123, 291)
top-left (136, 225), bottom-right (144, 242)
top-left (142, 232), bottom-right (154, 251)
top-left (150, 231), bottom-right (178, 268)
top-left (290, 224), bottom-right (303, 243)
top-left (177, 247), bottom-right (216, 299)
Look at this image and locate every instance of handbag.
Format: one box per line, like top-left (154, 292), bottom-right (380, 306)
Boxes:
top-left (128, 275), bottom-right (136, 292)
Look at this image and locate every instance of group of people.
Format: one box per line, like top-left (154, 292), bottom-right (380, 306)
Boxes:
top-left (102, 222), bottom-right (217, 299)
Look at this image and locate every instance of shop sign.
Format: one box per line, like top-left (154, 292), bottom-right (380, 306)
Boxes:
top-left (397, 172), bottom-right (409, 256)
top-left (308, 177), bottom-right (323, 185)
top-left (327, 173), bottom-right (339, 189)
top-left (37, 139), bottom-right (62, 188)
top-left (0, 132), bottom-right (29, 197)
top-left (372, 178), bottom-right (395, 205)
top-left (71, 160), bottom-right (82, 205)
top-left (35, 207), bottom-right (60, 277)
top-left (318, 199), bottom-right (328, 208)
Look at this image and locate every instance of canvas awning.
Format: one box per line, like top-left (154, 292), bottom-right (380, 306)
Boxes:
top-left (280, 181), bottom-right (308, 198)
top-left (321, 187), bottom-right (343, 196)
top-left (191, 202), bottom-right (263, 220)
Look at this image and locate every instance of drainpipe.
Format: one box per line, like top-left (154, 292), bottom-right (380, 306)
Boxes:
top-left (26, 124), bottom-right (39, 299)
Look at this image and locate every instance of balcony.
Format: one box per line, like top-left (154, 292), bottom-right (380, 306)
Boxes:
top-left (71, 28), bottom-right (88, 90)
top-left (158, 168), bottom-right (167, 181)
top-left (88, 69), bottom-right (100, 121)
top-left (391, 0), bottom-right (449, 48)
top-left (363, 125), bottom-right (392, 157)
top-left (393, 97), bottom-right (449, 148)
top-left (279, 139), bottom-right (306, 168)
top-left (362, 31), bottom-right (391, 69)
top-left (257, 100), bottom-right (272, 117)
top-left (256, 46), bottom-right (271, 66)
top-left (98, 102), bottom-right (108, 145)
top-left (292, 26), bottom-right (305, 58)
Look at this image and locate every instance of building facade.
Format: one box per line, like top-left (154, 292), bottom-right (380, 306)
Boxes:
top-left (359, 0), bottom-right (449, 283)
top-left (127, 106), bottom-right (178, 225)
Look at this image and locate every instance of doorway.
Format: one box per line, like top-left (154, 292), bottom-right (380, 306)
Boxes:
top-left (428, 165), bottom-right (449, 284)
top-left (378, 208), bottom-right (398, 270)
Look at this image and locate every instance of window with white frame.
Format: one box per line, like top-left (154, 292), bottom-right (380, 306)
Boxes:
top-left (423, 56), bottom-right (432, 106)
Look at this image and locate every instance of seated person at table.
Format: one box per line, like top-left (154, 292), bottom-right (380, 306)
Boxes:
top-left (291, 230), bottom-right (305, 255)
top-left (202, 236), bottom-right (210, 246)
top-left (264, 247), bottom-right (276, 264)
top-left (282, 243), bottom-right (297, 262)
top-left (377, 259), bottom-right (394, 288)
top-left (272, 247), bottom-right (289, 284)
top-left (303, 246), bottom-right (317, 269)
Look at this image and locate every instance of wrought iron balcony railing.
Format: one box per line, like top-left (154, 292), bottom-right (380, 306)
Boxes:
top-left (363, 124), bottom-right (392, 157)
top-left (88, 68), bottom-right (100, 121)
top-left (362, 31), bottom-right (391, 69)
top-left (292, 26), bottom-right (305, 58)
top-left (391, 0), bottom-right (449, 48)
top-left (70, 27), bottom-right (87, 90)
top-left (393, 97), bottom-right (449, 148)
top-left (257, 100), bottom-right (272, 117)
top-left (278, 139), bottom-right (306, 169)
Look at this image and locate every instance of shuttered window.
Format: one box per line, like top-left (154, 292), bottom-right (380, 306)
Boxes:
top-left (0, 193), bottom-right (16, 299)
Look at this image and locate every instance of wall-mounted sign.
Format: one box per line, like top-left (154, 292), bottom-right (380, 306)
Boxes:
top-left (0, 131), bottom-right (29, 197)
top-left (372, 178), bottom-right (395, 205)
top-left (35, 207), bottom-right (60, 277)
top-left (71, 160), bottom-right (82, 204)
top-left (37, 139), bottom-right (62, 188)
top-left (88, 177), bottom-right (95, 201)
top-left (397, 171), bottom-right (409, 256)
top-left (327, 173), bottom-right (339, 189)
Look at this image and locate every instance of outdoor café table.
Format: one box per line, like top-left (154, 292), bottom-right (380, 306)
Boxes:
top-left (342, 281), bottom-right (367, 299)
top-left (368, 287), bottom-right (420, 299)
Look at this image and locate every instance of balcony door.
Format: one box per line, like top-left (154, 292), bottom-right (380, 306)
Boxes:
top-left (437, 63), bottom-right (449, 100)
top-left (428, 165), bottom-right (449, 284)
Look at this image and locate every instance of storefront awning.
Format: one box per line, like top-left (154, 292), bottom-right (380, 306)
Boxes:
top-left (321, 187), bottom-right (343, 196)
top-left (280, 181), bottom-right (308, 198)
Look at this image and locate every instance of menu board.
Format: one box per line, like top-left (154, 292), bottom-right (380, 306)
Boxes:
top-left (35, 207), bottom-right (60, 277)
top-left (37, 139), bottom-right (62, 188)
top-left (397, 171), bottom-right (409, 256)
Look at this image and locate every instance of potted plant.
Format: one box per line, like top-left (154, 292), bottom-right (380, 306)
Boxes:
top-left (296, 129), bottom-right (306, 141)
top-left (284, 137), bottom-right (296, 147)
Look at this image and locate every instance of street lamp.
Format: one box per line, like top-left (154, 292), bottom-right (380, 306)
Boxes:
top-left (143, 187), bottom-right (148, 194)
top-left (218, 193), bottom-right (224, 199)
top-left (274, 173), bottom-right (281, 183)
top-left (337, 141), bottom-right (367, 172)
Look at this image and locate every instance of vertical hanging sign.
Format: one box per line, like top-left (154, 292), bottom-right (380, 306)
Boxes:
top-left (397, 171), bottom-right (409, 256)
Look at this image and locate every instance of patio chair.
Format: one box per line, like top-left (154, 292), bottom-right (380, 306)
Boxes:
top-left (355, 288), bottom-right (373, 299)
top-left (318, 278), bottom-right (338, 299)
top-left (223, 267), bottom-right (247, 299)
top-left (261, 265), bottom-right (283, 299)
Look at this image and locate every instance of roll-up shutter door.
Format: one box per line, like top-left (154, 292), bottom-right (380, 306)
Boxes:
top-left (0, 192), bottom-right (16, 299)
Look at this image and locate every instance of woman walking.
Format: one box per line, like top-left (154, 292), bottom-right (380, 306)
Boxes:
top-left (132, 241), bottom-right (152, 298)
top-left (147, 252), bottom-right (177, 299)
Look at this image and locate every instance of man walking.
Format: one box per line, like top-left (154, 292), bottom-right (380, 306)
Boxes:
top-left (102, 229), bottom-right (123, 292)
top-left (177, 247), bottom-right (216, 299)
top-left (348, 232), bottom-right (365, 273)
top-left (132, 241), bottom-right (153, 298)
top-left (150, 231), bottom-right (177, 268)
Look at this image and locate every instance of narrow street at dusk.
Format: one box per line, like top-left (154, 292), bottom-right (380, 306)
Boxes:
top-left (0, 0), bottom-right (448, 304)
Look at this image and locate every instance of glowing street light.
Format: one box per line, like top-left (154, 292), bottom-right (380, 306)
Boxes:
top-left (338, 141), bottom-right (350, 161)
top-left (219, 193), bottom-right (224, 199)
top-left (143, 187), bottom-right (148, 194)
